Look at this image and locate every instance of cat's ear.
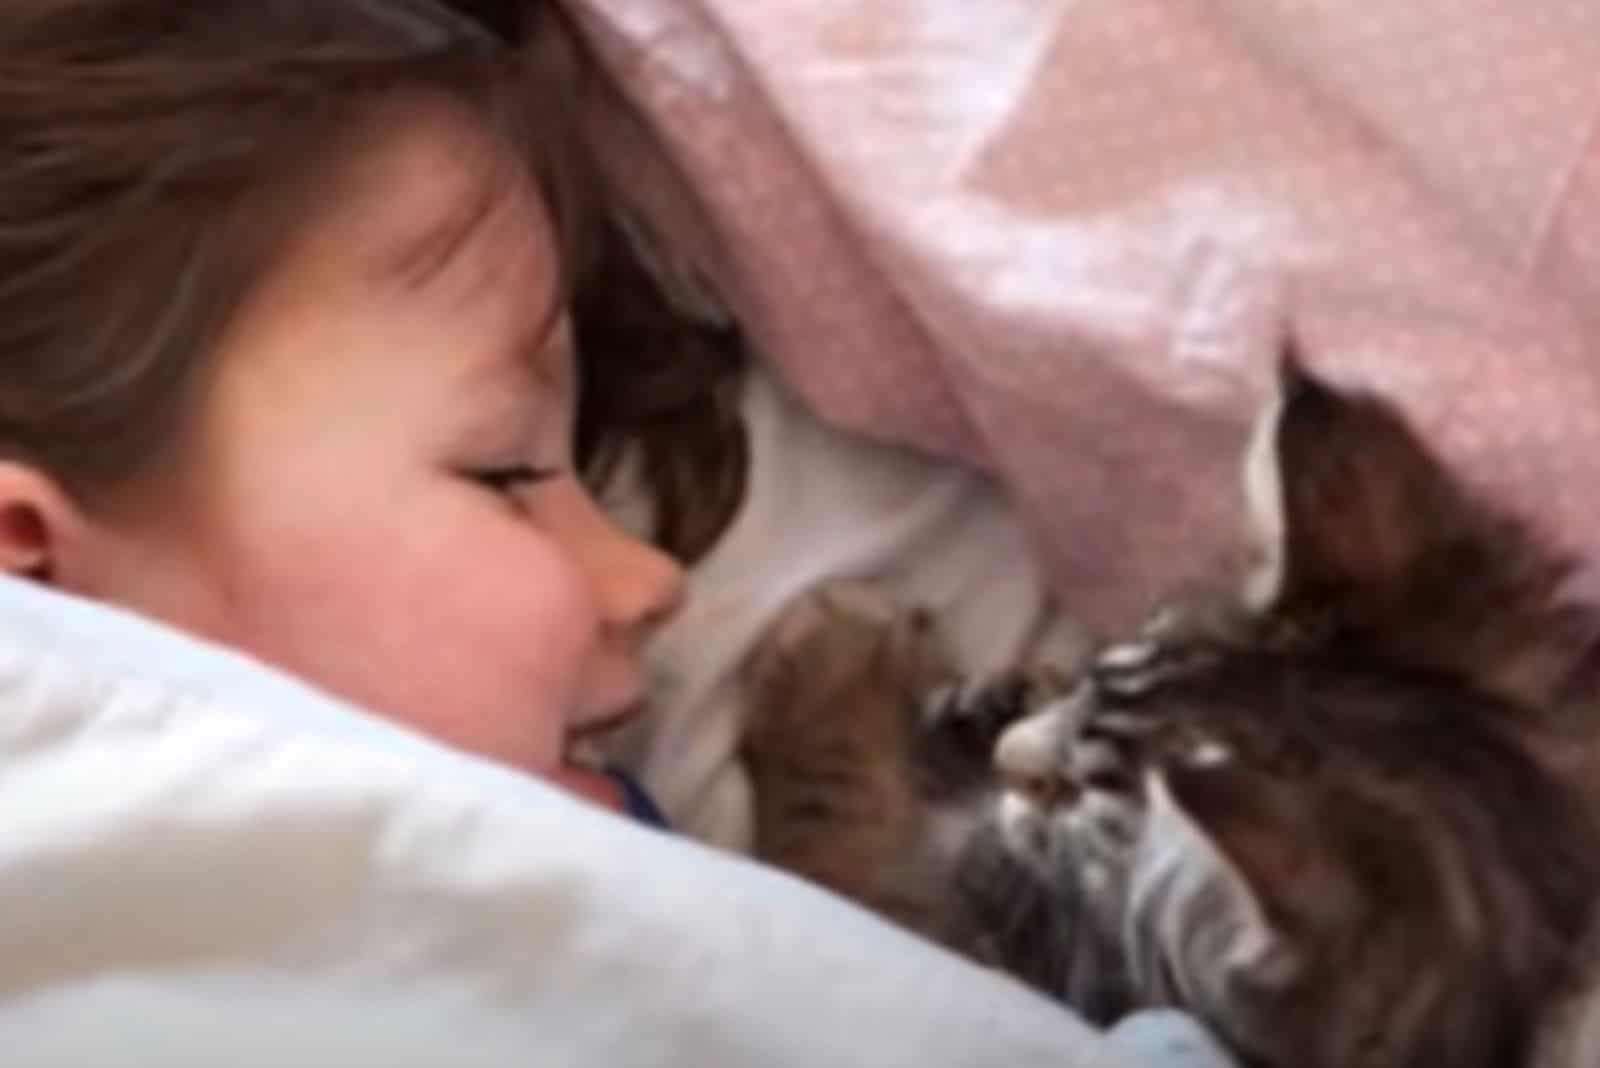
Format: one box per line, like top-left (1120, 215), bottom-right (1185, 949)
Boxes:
top-left (1242, 343), bottom-right (1467, 613)
top-left (1240, 343), bottom-right (1586, 703)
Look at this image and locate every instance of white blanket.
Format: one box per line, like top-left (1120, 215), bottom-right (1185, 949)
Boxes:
top-left (624, 365), bottom-right (1090, 850)
top-left (0, 574), bottom-right (1144, 1066)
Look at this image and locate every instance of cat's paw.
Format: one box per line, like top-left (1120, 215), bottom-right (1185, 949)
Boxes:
top-left (921, 672), bottom-right (1036, 736)
top-left (738, 579), bottom-right (952, 883)
top-left (741, 579), bottom-right (948, 705)
top-left (914, 670), bottom-right (1047, 797)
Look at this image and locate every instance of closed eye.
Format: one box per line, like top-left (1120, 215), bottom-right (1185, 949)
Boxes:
top-left (466, 464), bottom-right (561, 495)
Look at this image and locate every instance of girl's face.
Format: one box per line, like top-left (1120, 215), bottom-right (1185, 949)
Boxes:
top-left (69, 110), bottom-right (685, 808)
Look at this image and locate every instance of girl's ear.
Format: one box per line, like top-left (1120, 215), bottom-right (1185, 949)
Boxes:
top-left (0, 462), bottom-right (89, 583)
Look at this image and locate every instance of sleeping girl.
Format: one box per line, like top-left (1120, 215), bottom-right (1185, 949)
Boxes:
top-left (0, 0), bottom-right (685, 816)
top-left (0, 2), bottom-right (1237, 1065)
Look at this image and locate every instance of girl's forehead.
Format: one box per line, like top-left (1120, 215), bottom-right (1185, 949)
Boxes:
top-left (218, 109), bottom-right (564, 402)
top-left (301, 105), bottom-right (559, 318)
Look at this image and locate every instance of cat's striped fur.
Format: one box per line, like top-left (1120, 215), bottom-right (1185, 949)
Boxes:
top-left (741, 353), bottom-right (1600, 1068)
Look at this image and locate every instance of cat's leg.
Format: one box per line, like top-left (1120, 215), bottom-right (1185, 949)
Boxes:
top-left (739, 579), bottom-right (951, 911)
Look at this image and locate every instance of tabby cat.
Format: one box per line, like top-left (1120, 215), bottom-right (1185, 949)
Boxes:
top-left (740, 352), bottom-right (1600, 1068)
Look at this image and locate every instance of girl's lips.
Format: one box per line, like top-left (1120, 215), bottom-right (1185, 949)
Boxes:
top-left (556, 700), bottom-right (649, 812)
top-left (566, 698), bottom-right (647, 744)
top-left (552, 762), bottom-right (626, 811)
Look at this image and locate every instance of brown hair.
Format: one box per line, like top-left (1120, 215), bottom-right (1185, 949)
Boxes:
top-left (526, 0), bottom-right (749, 563)
top-left (0, 0), bottom-right (582, 503)
top-left (1, 0), bottom-right (748, 560)
top-left (571, 210), bottom-right (750, 563)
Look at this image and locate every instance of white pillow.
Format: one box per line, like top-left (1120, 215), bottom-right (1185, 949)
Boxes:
top-left (0, 576), bottom-right (1130, 1067)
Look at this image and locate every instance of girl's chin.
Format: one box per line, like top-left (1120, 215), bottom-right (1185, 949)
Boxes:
top-left (551, 762), bottom-right (626, 812)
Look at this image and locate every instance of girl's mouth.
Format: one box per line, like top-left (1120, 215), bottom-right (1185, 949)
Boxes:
top-left (556, 702), bottom-right (648, 811)
top-left (561, 702), bottom-right (645, 768)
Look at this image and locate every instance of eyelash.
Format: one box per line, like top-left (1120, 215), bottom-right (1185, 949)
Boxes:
top-left (469, 464), bottom-right (561, 495)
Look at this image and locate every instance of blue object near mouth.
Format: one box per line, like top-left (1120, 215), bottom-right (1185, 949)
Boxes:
top-left (605, 766), bottom-right (671, 830)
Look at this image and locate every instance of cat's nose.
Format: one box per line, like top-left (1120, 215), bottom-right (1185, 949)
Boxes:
top-left (996, 701), bottom-right (1070, 807)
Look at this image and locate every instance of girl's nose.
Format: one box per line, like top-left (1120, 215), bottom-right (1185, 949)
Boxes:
top-left (566, 484), bottom-right (686, 635)
top-left (597, 525), bottom-right (686, 635)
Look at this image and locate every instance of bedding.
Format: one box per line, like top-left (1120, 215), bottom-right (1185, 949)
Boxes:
top-left (615, 363), bottom-right (1090, 851)
top-left (0, 574), bottom-right (1162, 1066)
top-left (561, 0), bottom-right (1600, 633)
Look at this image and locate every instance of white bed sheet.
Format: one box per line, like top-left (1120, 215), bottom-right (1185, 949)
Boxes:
top-left (0, 575), bottom-right (1132, 1067)
top-left (621, 364), bottom-right (1091, 850)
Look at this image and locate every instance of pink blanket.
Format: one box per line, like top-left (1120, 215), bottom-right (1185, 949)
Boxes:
top-left (563, 0), bottom-right (1600, 631)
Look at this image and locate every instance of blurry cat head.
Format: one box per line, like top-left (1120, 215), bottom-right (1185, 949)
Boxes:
top-left (994, 349), bottom-right (1600, 1068)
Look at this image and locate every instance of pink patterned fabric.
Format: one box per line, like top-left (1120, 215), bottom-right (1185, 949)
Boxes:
top-left (564, 0), bottom-right (1600, 631)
